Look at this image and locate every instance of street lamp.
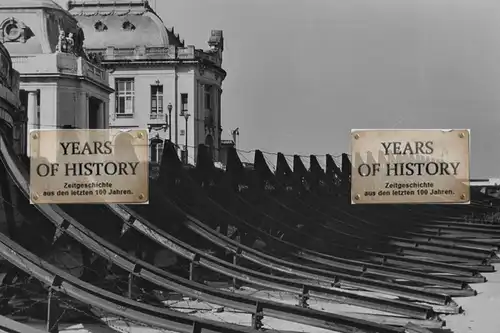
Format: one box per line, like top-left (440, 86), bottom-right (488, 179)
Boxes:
top-left (183, 112), bottom-right (191, 163)
top-left (167, 102), bottom-right (173, 141)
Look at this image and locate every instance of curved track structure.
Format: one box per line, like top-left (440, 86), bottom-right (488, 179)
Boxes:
top-left (0, 133), bottom-right (410, 333)
top-left (0, 132), bottom-right (499, 333)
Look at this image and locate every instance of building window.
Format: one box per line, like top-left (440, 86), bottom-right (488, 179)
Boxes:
top-left (122, 21), bottom-right (136, 31)
top-left (115, 79), bottom-right (135, 117)
top-left (94, 21), bottom-right (108, 32)
top-left (150, 142), bottom-right (164, 163)
top-left (181, 93), bottom-right (188, 113)
top-left (150, 85), bottom-right (164, 116)
top-left (204, 85), bottom-right (211, 110)
top-left (157, 143), bottom-right (164, 163)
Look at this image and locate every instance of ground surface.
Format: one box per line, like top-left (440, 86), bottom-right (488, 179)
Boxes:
top-left (443, 263), bottom-right (500, 333)
top-left (20, 263), bottom-right (500, 333)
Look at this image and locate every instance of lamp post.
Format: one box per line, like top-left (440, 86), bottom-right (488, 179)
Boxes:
top-left (183, 112), bottom-right (191, 164)
top-left (167, 102), bottom-right (172, 141)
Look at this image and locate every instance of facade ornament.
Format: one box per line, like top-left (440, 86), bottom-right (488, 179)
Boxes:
top-left (66, 33), bottom-right (75, 53)
top-left (56, 29), bottom-right (67, 53)
top-left (56, 29), bottom-right (77, 54)
top-left (0, 17), bottom-right (33, 44)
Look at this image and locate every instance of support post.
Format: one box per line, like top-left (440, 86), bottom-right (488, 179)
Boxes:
top-left (26, 90), bottom-right (38, 156)
top-left (98, 100), bottom-right (104, 129)
top-left (128, 273), bottom-right (133, 298)
top-left (232, 254), bottom-right (238, 289)
top-left (174, 68), bottom-right (178, 146)
top-left (299, 285), bottom-right (310, 308)
top-left (189, 262), bottom-right (195, 281)
top-left (251, 302), bottom-right (264, 330)
top-left (191, 322), bottom-right (201, 333)
top-left (46, 289), bottom-right (60, 333)
top-left (189, 254), bottom-right (200, 283)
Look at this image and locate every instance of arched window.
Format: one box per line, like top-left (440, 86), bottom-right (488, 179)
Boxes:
top-left (94, 21), bottom-right (107, 32)
top-left (122, 21), bottom-right (136, 31)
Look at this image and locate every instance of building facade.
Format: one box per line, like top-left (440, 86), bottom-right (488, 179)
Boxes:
top-left (68, 0), bottom-right (227, 164)
top-left (0, 0), bottom-right (113, 155)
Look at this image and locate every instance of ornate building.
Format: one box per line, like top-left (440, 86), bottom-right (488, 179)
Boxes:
top-left (68, 0), bottom-right (227, 164)
top-left (0, 0), bottom-right (113, 155)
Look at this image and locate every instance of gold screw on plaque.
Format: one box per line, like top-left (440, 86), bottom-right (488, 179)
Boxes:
top-left (353, 133), bottom-right (360, 140)
top-left (31, 132), bottom-right (38, 140)
top-left (137, 132), bottom-right (144, 140)
top-left (32, 193), bottom-right (39, 201)
top-left (459, 132), bottom-right (465, 138)
top-left (138, 193), bottom-right (145, 200)
top-left (354, 194), bottom-right (360, 200)
top-left (460, 193), bottom-right (466, 200)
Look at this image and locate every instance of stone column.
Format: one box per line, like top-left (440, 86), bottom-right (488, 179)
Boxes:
top-left (101, 102), bottom-right (107, 129)
top-left (26, 90), bottom-right (38, 156)
top-left (98, 100), bottom-right (104, 129)
top-left (216, 87), bottom-right (222, 160)
top-left (79, 92), bottom-right (89, 129)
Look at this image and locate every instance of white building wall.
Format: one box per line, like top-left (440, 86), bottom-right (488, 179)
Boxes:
top-left (108, 66), bottom-right (221, 164)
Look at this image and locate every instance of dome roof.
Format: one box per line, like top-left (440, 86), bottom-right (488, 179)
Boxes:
top-left (68, 0), bottom-right (183, 49)
top-left (1, 0), bottom-right (64, 10)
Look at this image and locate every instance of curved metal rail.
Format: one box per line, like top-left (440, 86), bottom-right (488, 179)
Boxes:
top-left (0, 315), bottom-right (46, 333)
top-left (0, 133), bottom-right (405, 333)
top-left (0, 232), bottom-right (261, 333)
top-left (108, 202), bottom-right (436, 320)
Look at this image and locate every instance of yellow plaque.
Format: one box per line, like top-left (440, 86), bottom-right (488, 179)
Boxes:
top-left (350, 129), bottom-right (470, 205)
top-left (29, 129), bottom-right (149, 204)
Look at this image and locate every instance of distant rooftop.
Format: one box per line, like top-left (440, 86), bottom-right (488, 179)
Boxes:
top-left (68, 0), bottom-right (183, 49)
top-left (471, 179), bottom-right (500, 187)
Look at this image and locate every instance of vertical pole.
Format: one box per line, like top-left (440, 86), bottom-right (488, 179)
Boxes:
top-left (46, 289), bottom-right (60, 333)
top-left (128, 273), bottom-right (133, 298)
top-left (174, 68), bottom-right (178, 146)
top-left (26, 90), bottom-right (37, 156)
top-left (189, 262), bottom-right (194, 281)
top-left (168, 110), bottom-right (172, 141)
top-left (232, 255), bottom-right (238, 288)
top-left (185, 117), bottom-right (188, 163)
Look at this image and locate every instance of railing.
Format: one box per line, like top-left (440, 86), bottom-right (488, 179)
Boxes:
top-left (86, 45), bottom-right (222, 66)
top-left (115, 113), bottom-right (134, 119)
top-left (81, 59), bottom-right (106, 82)
top-left (149, 113), bottom-right (166, 121)
top-left (10, 54), bottom-right (108, 86)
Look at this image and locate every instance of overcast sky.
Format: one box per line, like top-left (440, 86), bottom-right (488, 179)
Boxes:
top-left (64, 0), bottom-right (483, 176)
